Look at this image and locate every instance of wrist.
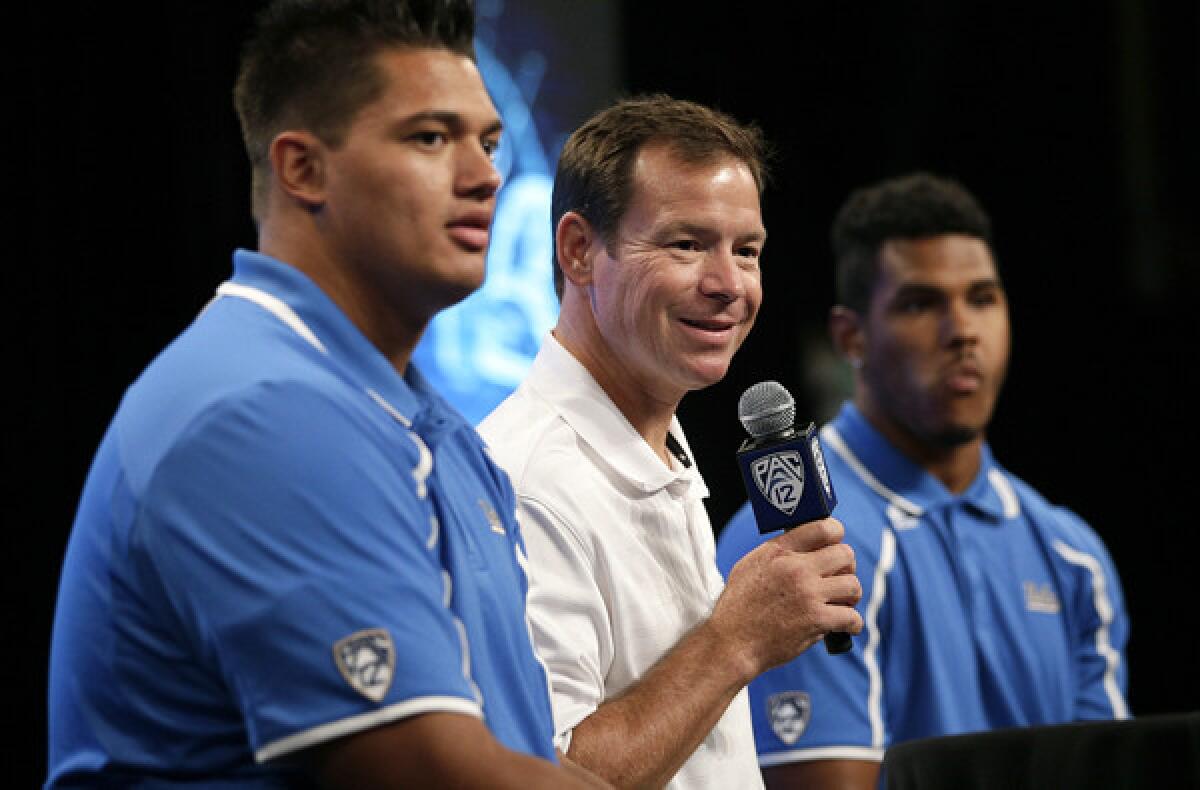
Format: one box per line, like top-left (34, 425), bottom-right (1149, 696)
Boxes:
top-left (696, 614), bottom-right (759, 689)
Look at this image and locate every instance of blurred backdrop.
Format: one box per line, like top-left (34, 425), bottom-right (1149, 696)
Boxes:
top-left (13, 2), bottom-right (1197, 785)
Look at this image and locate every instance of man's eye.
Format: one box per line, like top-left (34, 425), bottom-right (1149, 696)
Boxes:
top-left (896, 298), bottom-right (932, 313)
top-left (670, 240), bottom-right (700, 252)
top-left (737, 246), bottom-right (761, 259)
top-left (412, 131), bottom-right (447, 147)
top-left (482, 138), bottom-right (501, 160)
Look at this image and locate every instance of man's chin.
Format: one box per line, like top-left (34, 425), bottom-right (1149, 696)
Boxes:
top-left (429, 268), bottom-right (486, 309)
top-left (929, 423), bottom-right (983, 449)
top-left (681, 359), bottom-right (734, 393)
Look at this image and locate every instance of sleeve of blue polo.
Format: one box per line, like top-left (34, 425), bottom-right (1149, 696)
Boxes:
top-left (716, 502), bottom-right (885, 765)
top-left (135, 382), bottom-right (481, 762)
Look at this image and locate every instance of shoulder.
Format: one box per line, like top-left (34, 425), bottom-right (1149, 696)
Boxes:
top-left (120, 300), bottom-right (367, 456)
top-left (147, 383), bottom-right (418, 534)
top-left (479, 388), bottom-right (617, 561)
top-left (479, 384), bottom-right (580, 491)
top-left (119, 319), bottom-right (423, 539)
top-left (997, 466), bottom-right (1112, 558)
top-left (142, 372), bottom-right (397, 476)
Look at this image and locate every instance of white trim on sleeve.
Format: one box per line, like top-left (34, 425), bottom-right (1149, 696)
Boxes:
top-left (255, 696), bottom-right (482, 763)
top-left (1052, 540), bottom-right (1130, 720)
top-left (863, 529), bottom-right (896, 749)
top-left (759, 745), bottom-right (885, 766)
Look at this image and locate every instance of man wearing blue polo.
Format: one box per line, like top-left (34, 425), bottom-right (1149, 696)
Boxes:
top-left (45, 1), bottom-right (606, 787)
top-left (716, 172), bottom-right (1130, 789)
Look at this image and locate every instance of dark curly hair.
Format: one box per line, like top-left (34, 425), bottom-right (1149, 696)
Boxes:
top-left (832, 172), bottom-right (994, 313)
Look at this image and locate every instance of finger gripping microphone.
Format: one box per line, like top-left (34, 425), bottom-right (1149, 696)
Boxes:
top-left (735, 381), bottom-right (852, 655)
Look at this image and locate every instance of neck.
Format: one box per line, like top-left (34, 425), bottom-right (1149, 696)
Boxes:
top-left (258, 221), bottom-right (422, 374)
top-left (552, 306), bottom-right (680, 467)
top-left (911, 439), bottom-right (983, 495)
top-left (854, 396), bottom-right (984, 495)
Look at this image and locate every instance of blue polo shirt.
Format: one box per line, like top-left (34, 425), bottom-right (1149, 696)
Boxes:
top-left (47, 250), bottom-right (556, 787)
top-left (716, 402), bottom-right (1129, 767)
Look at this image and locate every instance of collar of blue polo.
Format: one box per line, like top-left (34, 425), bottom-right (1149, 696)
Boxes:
top-left (226, 249), bottom-right (430, 426)
top-left (830, 401), bottom-right (1013, 522)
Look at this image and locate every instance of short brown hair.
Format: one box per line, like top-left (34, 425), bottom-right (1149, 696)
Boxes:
top-left (551, 94), bottom-right (770, 296)
top-left (234, 0), bottom-right (477, 223)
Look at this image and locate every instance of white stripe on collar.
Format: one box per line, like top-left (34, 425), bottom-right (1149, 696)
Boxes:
top-left (367, 389), bottom-right (413, 428)
top-left (216, 282), bottom-right (327, 354)
top-left (823, 425), bottom-right (1021, 520)
top-left (987, 468), bottom-right (1021, 518)
top-left (821, 425), bottom-right (922, 517)
top-left (215, 281), bottom-right (418, 428)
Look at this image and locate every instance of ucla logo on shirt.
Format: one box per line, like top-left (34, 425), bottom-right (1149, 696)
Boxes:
top-left (752, 451), bottom-right (806, 516)
top-left (1024, 581), bottom-right (1062, 614)
top-left (333, 628), bottom-right (396, 703)
top-left (767, 691), bottom-right (812, 745)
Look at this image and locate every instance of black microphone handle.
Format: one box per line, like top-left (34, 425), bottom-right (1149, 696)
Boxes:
top-left (824, 631), bottom-right (853, 654)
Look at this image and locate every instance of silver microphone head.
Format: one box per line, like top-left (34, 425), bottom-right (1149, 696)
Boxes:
top-left (738, 381), bottom-right (796, 438)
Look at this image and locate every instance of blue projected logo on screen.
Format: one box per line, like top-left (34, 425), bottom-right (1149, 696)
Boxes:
top-left (411, 38), bottom-right (559, 424)
top-left (413, 1), bottom-right (618, 424)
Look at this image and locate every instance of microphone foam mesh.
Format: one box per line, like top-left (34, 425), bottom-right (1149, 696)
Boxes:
top-left (738, 380), bottom-right (796, 438)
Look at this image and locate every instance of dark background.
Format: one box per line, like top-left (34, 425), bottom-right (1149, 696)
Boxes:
top-left (13, 2), bottom-right (1197, 786)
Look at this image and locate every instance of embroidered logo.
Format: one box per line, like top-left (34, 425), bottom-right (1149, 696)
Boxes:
top-left (1024, 581), bottom-right (1061, 614)
top-left (333, 628), bottom-right (395, 703)
top-left (478, 499), bottom-right (506, 535)
top-left (811, 436), bottom-right (832, 497)
top-left (767, 691), bottom-right (812, 745)
top-left (752, 451), bottom-right (806, 516)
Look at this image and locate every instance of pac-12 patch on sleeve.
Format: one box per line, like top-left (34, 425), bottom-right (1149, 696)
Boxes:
top-left (767, 691), bottom-right (812, 745)
top-left (333, 628), bottom-right (396, 703)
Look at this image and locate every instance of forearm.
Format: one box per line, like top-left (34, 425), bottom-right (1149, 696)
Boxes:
top-left (310, 712), bottom-right (611, 789)
top-left (566, 618), bottom-right (752, 789)
top-left (565, 520), bottom-right (862, 788)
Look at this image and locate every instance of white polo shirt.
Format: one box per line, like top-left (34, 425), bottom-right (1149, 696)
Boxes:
top-left (479, 333), bottom-right (764, 790)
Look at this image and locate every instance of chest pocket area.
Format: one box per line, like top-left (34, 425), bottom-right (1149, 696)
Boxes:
top-left (424, 449), bottom-right (510, 574)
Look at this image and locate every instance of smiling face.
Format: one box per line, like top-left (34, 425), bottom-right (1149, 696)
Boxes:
top-left (577, 143), bottom-right (765, 409)
top-left (318, 47), bottom-right (503, 334)
top-left (851, 234), bottom-right (1010, 451)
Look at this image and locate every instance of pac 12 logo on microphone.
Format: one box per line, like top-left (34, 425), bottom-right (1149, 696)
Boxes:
top-left (752, 451), bottom-right (806, 515)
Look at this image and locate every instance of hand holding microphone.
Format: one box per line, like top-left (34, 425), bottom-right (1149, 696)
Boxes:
top-left (734, 381), bottom-right (857, 655)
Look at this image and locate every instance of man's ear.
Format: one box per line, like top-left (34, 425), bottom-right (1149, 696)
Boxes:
top-left (268, 130), bottom-right (327, 211)
top-left (829, 305), bottom-right (865, 368)
top-left (555, 211), bottom-right (598, 287)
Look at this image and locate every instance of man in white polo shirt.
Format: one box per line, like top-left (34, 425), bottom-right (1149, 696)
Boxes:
top-left (479, 95), bottom-right (864, 789)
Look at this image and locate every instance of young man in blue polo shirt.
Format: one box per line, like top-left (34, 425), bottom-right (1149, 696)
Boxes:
top-left (45, 1), bottom-right (606, 787)
top-left (716, 172), bottom-right (1130, 789)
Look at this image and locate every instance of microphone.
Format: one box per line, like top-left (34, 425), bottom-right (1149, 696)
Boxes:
top-left (735, 381), bottom-right (852, 655)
